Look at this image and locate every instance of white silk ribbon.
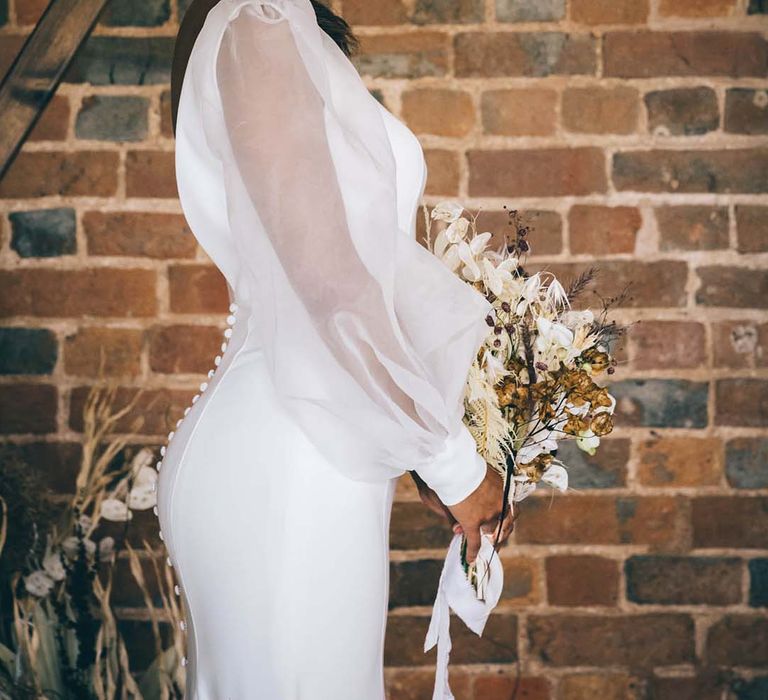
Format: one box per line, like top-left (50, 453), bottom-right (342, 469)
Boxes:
top-left (424, 533), bottom-right (504, 699)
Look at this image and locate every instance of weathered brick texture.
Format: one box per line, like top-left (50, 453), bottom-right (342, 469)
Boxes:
top-left (1, 0), bottom-right (766, 697)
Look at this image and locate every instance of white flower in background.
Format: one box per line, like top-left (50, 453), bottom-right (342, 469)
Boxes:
top-left (128, 485), bottom-right (156, 510)
top-left (62, 535), bottom-right (97, 559)
top-left (535, 316), bottom-right (574, 354)
top-left (540, 464), bottom-right (568, 492)
top-left (100, 497), bottom-right (133, 522)
top-left (456, 244), bottom-right (478, 281)
top-left (545, 277), bottom-right (570, 308)
top-left (431, 201), bottom-right (464, 223)
top-left (130, 448), bottom-right (155, 478)
top-left (128, 464), bottom-right (157, 510)
top-left (482, 257), bottom-right (519, 299)
top-left (481, 348), bottom-right (508, 385)
top-left (515, 273), bottom-right (542, 316)
top-left (24, 570), bottom-right (55, 597)
top-left (434, 217), bottom-right (470, 260)
top-left (565, 399), bottom-right (590, 417)
top-left (98, 536), bottom-right (115, 562)
top-left (517, 427), bottom-right (559, 466)
top-left (78, 513), bottom-right (93, 533)
top-left (512, 479), bottom-right (537, 502)
top-left (561, 309), bottom-right (594, 328)
top-left (43, 549), bottom-right (66, 581)
top-left (576, 429), bottom-right (600, 455)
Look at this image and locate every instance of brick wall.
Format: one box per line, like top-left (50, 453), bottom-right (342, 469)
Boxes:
top-left (1, 0), bottom-right (767, 697)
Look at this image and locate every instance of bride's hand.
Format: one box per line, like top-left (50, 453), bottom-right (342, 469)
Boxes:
top-left (409, 468), bottom-right (516, 562)
top-left (446, 465), bottom-right (516, 564)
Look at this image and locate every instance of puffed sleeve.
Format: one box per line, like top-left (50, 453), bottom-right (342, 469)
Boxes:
top-left (211, 0), bottom-right (493, 505)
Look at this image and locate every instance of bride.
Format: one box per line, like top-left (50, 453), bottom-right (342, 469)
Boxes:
top-left (156, 1), bottom-right (515, 697)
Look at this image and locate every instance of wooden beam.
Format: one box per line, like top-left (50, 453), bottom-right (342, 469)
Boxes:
top-left (0, 0), bottom-right (110, 181)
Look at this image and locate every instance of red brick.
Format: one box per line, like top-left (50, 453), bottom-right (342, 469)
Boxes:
top-left (648, 674), bottom-right (728, 700)
top-left (84, 211), bottom-right (197, 259)
top-left (167, 264), bottom-right (229, 314)
top-left (527, 614), bottom-right (694, 667)
top-left (149, 325), bottom-right (224, 374)
top-left (562, 86), bottom-right (639, 134)
top-left (69, 385), bottom-right (195, 436)
top-left (480, 88), bottom-right (558, 136)
top-left (455, 32), bottom-right (596, 78)
top-left (706, 615), bottom-right (768, 667)
top-left (560, 674), bottom-right (646, 700)
top-left (0, 269), bottom-right (157, 318)
top-left (390, 502), bottom-right (452, 550)
top-left (725, 88), bottom-right (768, 135)
top-left (712, 320), bottom-right (768, 369)
top-left (546, 556), bottom-right (619, 606)
top-left (715, 379), bottom-right (768, 427)
top-left (0, 383), bottom-right (57, 434)
top-left (401, 88), bottom-right (474, 137)
top-left (385, 614), bottom-right (517, 666)
top-left (736, 205), bottom-right (768, 253)
top-left (659, 0), bottom-right (740, 16)
top-left (468, 148), bottom-right (606, 197)
top-left (475, 209), bottom-right (563, 256)
top-left (423, 149), bottom-right (459, 197)
top-left (626, 556), bottom-right (742, 605)
top-left (613, 149), bottom-right (768, 194)
top-left (516, 495), bottom-right (686, 548)
top-left (604, 32), bottom-right (767, 78)
top-left (125, 150), bottom-right (177, 198)
top-left (692, 497), bottom-right (768, 549)
top-left (16, 0), bottom-right (48, 24)
top-left (571, 0), bottom-right (649, 24)
top-left (699, 265), bottom-right (767, 309)
top-left (569, 205), bottom-right (641, 255)
top-left (656, 206), bottom-right (729, 251)
top-left (0, 151), bottom-right (118, 198)
top-left (611, 378), bottom-right (708, 429)
top-left (474, 674), bottom-right (551, 699)
top-left (532, 260), bottom-right (688, 309)
top-left (354, 31), bottom-right (450, 79)
top-left (500, 556), bottom-right (541, 607)
top-left (408, 0), bottom-right (484, 24)
top-left (389, 560), bottom-right (442, 608)
top-left (645, 87), bottom-right (719, 136)
top-left (637, 437), bottom-right (724, 487)
top-left (340, 0), bottom-right (408, 26)
top-left (160, 89), bottom-right (174, 138)
top-left (385, 669), bottom-right (471, 700)
top-left (0, 37), bottom-right (25, 79)
top-left (63, 327), bottom-right (143, 377)
top-left (629, 320), bottom-right (706, 370)
top-left (28, 95), bottom-right (70, 142)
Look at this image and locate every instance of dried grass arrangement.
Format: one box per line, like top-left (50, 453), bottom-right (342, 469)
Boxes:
top-left (0, 383), bottom-right (185, 700)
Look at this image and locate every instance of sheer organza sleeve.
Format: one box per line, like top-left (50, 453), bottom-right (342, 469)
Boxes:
top-left (211, 0), bottom-right (493, 505)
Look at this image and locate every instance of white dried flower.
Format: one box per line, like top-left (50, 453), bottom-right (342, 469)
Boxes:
top-left (431, 201), bottom-right (464, 223)
top-left (62, 535), bottom-right (97, 559)
top-left (24, 570), bottom-right (55, 597)
top-left (43, 550), bottom-right (66, 582)
top-left (98, 536), bottom-right (115, 562)
top-left (100, 498), bottom-right (133, 522)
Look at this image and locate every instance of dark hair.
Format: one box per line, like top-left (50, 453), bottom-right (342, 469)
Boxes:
top-left (310, 0), bottom-right (359, 57)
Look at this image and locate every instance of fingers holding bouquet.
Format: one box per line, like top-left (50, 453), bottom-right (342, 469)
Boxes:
top-left (447, 465), bottom-right (512, 564)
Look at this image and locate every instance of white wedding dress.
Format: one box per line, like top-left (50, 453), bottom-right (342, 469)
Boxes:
top-left (155, 1), bottom-right (497, 698)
